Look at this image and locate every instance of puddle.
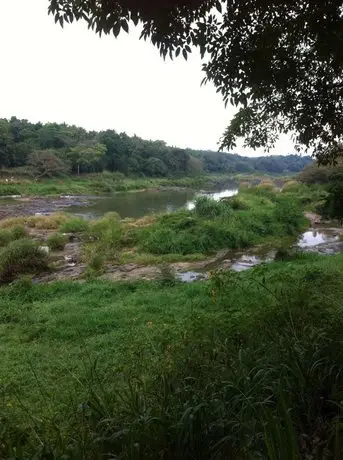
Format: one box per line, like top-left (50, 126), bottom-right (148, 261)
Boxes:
top-left (177, 271), bottom-right (208, 282)
top-left (178, 229), bottom-right (343, 283)
top-left (297, 230), bottom-right (339, 248)
top-left (231, 255), bottom-right (267, 272)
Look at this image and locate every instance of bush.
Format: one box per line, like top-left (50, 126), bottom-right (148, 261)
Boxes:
top-left (0, 239), bottom-right (49, 282)
top-left (47, 233), bottom-right (68, 251)
top-left (60, 217), bottom-right (88, 233)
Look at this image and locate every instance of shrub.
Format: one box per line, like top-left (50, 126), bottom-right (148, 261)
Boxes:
top-left (47, 233), bottom-right (68, 251)
top-left (0, 239), bottom-right (49, 282)
top-left (60, 217), bottom-right (88, 233)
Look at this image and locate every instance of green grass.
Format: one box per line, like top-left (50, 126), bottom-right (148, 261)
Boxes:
top-left (133, 188), bottom-right (307, 255)
top-left (59, 217), bottom-right (89, 233)
top-left (2, 254), bottom-right (343, 457)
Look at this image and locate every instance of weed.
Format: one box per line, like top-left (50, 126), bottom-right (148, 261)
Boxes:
top-left (158, 263), bottom-right (177, 286)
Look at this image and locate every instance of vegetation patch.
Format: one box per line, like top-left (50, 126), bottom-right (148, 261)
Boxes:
top-left (59, 217), bottom-right (89, 233)
top-left (0, 239), bottom-right (49, 282)
top-left (0, 254), bottom-right (343, 457)
top-left (47, 233), bottom-right (68, 251)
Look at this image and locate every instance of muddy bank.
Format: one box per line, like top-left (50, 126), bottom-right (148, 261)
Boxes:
top-left (0, 196), bottom-right (94, 220)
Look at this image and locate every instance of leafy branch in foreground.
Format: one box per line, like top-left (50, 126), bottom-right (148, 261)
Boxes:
top-left (48, 0), bottom-right (343, 162)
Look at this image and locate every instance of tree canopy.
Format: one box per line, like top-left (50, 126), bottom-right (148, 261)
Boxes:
top-left (0, 117), bottom-right (312, 177)
top-left (48, 0), bottom-right (343, 162)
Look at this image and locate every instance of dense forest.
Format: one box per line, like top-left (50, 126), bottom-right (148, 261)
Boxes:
top-left (0, 117), bottom-right (312, 177)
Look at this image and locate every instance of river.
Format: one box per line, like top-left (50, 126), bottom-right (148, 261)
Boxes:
top-left (66, 185), bottom-right (239, 219)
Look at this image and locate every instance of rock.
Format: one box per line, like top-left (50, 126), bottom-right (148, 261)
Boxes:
top-left (39, 246), bottom-right (50, 255)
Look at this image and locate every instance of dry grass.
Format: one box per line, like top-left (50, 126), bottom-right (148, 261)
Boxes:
top-left (27, 213), bottom-right (70, 229)
top-left (126, 215), bottom-right (157, 228)
top-left (0, 217), bottom-right (27, 229)
top-left (0, 213), bottom-right (70, 231)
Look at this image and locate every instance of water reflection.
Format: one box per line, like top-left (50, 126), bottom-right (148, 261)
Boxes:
top-left (297, 230), bottom-right (339, 248)
top-left (186, 188), bottom-right (238, 210)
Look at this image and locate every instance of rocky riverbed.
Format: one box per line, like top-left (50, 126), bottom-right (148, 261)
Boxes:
top-left (0, 195), bottom-right (94, 219)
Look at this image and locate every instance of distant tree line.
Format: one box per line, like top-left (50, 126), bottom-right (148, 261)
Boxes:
top-left (0, 117), bottom-right (312, 178)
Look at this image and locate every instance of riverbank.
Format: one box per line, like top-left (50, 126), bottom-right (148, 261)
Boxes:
top-left (0, 172), bottom-right (288, 197)
top-left (0, 184), bottom-right (315, 283)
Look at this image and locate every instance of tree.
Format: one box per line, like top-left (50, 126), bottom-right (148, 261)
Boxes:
top-left (324, 173), bottom-right (343, 224)
top-left (67, 143), bottom-right (107, 175)
top-left (144, 157), bottom-right (168, 176)
top-left (49, 0), bottom-right (343, 163)
top-left (28, 150), bottom-right (70, 178)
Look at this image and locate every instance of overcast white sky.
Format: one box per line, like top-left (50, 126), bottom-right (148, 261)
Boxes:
top-left (0, 0), bottom-right (294, 156)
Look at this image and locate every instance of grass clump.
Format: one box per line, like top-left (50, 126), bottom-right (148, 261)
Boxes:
top-left (47, 233), bottom-right (68, 251)
top-left (194, 195), bottom-right (232, 218)
top-left (0, 229), bottom-right (13, 247)
top-left (84, 213), bottom-right (123, 261)
top-left (0, 217), bottom-right (26, 229)
top-left (59, 217), bottom-right (88, 233)
top-left (0, 239), bottom-right (49, 282)
top-left (27, 212), bottom-right (70, 229)
top-left (0, 226), bottom-right (26, 247)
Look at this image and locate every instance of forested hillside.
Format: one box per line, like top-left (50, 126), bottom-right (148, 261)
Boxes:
top-left (0, 117), bottom-right (312, 177)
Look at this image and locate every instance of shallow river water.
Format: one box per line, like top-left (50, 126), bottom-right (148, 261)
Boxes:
top-left (66, 186), bottom-right (239, 219)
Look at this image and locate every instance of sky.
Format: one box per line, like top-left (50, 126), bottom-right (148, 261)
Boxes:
top-left (0, 0), bottom-right (294, 156)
